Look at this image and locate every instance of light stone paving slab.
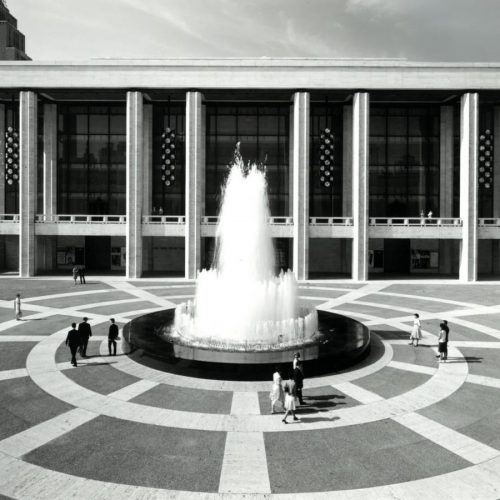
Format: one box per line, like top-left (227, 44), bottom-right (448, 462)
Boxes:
top-left (25, 340), bottom-right (468, 433)
top-left (332, 381), bottom-right (384, 404)
top-left (23, 288), bottom-right (115, 303)
top-left (317, 283), bottom-right (389, 311)
top-left (450, 317), bottom-right (500, 341)
top-left (98, 335), bottom-right (394, 391)
top-left (0, 408), bottom-right (97, 458)
top-left (105, 280), bottom-right (176, 309)
top-left (0, 367), bottom-right (29, 381)
top-left (388, 360), bottom-right (437, 376)
top-left (109, 379), bottom-right (159, 401)
top-left (1, 449), bottom-right (500, 499)
top-left (393, 412), bottom-right (500, 464)
top-left (466, 373), bottom-right (500, 389)
top-left (71, 297), bottom-right (143, 311)
top-left (230, 392), bottom-right (261, 415)
top-left (0, 336), bottom-right (51, 342)
top-left (218, 432), bottom-right (271, 494)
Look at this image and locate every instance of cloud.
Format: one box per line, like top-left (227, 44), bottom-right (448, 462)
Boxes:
top-left (10, 0), bottom-right (500, 61)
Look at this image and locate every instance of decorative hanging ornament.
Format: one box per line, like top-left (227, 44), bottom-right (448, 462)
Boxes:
top-left (160, 126), bottom-right (177, 187)
top-left (4, 127), bottom-right (20, 186)
top-left (318, 127), bottom-right (335, 188)
top-left (478, 129), bottom-right (494, 190)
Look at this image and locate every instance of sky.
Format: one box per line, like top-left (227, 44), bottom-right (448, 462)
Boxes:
top-left (10, 0), bottom-right (500, 61)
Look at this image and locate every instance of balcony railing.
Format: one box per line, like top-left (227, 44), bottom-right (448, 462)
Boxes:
top-left (369, 217), bottom-right (462, 227)
top-left (142, 215), bottom-right (186, 224)
top-left (35, 214), bottom-right (126, 224)
top-left (478, 218), bottom-right (500, 227)
top-left (0, 214), bottom-right (19, 223)
top-left (309, 217), bottom-right (353, 226)
top-left (201, 216), bottom-right (294, 225)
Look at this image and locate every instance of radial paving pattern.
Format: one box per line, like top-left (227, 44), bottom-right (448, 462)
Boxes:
top-left (1, 277), bottom-right (500, 499)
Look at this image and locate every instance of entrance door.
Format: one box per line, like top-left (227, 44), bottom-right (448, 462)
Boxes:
top-left (84, 236), bottom-right (111, 271)
top-left (384, 239), bottom-right (410, 274)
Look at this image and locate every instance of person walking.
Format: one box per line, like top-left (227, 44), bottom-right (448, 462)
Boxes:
top-left (282, 374), bottom-right (299, 424)
top-left (269, 367), bottom-right (284, 414)
top-left (14, 293), bottom-right (22, 320)
top-left (409, 313), bottom-right (422, 347)
top-left (437, 320), bottom-right (450, 361)
top-left (293, 363), bottom-right (305, 405)
top-left (292, 352), bottom-right (301, 370)
top-left (437, 322), bottom-right (447, 362)
top-left (72, 266), bottom-right (79, 286)
top-left (65, 322), bottom-right (81, 367)
top-left (108, 318), bottom-right (119, 356)
top-left (78, 317), bottom-right (92, 357)
top-left (78, 265), bottom-right (86, 284)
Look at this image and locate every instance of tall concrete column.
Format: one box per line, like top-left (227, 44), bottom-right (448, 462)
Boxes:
top-left (459, 93), bottom-right (478, 282)
top-left (439, 106), bottom-right (454, 275)
top-left (0, 104), bottom-right (5, 214)
top-left (126, 91), bottom-right (144, 279)
top-left (142, 103), bottom-right (153, 216)
top-left (342, 104), bottom-right (353, 217)
top-left (185, 91), bottom-right (204, 279)
top-left (43, 103), bottom-right (57, 215)
top-left (19, 91), bottom-right (38, 277)
top-left (351, 92), bottom-right (369, 281)
top-left (292, 92), bottom-right (310, 281)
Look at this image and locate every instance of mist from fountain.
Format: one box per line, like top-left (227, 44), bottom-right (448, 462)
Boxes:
top-left (173, 151), bottom-right (318, 347)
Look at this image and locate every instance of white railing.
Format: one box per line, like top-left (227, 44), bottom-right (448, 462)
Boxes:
top-left (0, 214), bottom-right (20, 223)
top-left (478, 218), bottom-right (500, 227)
top-left (202, 216), bottom-right (293, 225)
top-left (309, 217), bottom-right (353, 226)
top-left (369, 217), bottom-right (462, 226)
top-left (36, 214), bottom-right (126, 224)
top-left (142, 215), bottom-right (186, 224)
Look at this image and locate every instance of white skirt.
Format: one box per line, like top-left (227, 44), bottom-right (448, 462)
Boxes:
top-left (284, 394), bottom-right (296, 411)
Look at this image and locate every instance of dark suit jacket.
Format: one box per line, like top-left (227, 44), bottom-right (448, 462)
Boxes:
top-left (108, 323), bottom-right (119, 340)
top-left (293, 367), bottom-right (304, 389)
top-left (66, 328), bottom-right (81, 347)
top-left (78, 322), bottom-right (92, 339)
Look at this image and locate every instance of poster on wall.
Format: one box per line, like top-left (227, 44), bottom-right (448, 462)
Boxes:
top-left (56, 247), bottom-right (75, 265)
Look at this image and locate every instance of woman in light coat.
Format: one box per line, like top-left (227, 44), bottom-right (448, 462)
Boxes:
top-left (269, 368), bottom-right (284, 414)
top-left (409, 313), bottom-right (422, 347)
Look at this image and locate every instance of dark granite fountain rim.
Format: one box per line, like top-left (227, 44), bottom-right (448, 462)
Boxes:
top-left (123, 308), bottom-right (371, 370)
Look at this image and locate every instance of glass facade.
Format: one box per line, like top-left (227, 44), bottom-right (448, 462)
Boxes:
top-left (478, 105), bottom-right (494, 217)
top-left (57, 104), bottom-right (126, 214)
top-left (309, 103), bottom-right (343, 216)
top-left (205, 103), bottom-right (290, 216)
top-left (152, 103), bottom-right (185, 215)
top-left (369, 106), bottom-right (440, 217)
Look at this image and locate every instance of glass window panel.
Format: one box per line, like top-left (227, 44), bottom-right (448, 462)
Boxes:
top-left (371, 115), bottom-right (386, 136)
top-left (88, 135), bottom-right (109, 163)
top-left (388, 116), bottom-right (407, 136)
top-left (387, 137), bottom-right (407, 166)
top-left (407, 167), bottom-right (426, 194)
top-left (110, 135), bottom-right (126, 163)
top-left (89, 114), bottom-right (109, 134)
top-left (110, 114), bottom-right (125, 134)
top-left (369, 138), bottom-right (386, 165)
top-left (69, 135), bottom-right (87, 162)
top-left (408, 137), bottom-right (425, 166)
top-left (238, 115), bottom-right (258, 135)
top-left (217, 115), bottom-right (237, 135)
top-left (258, 115), bottom-right (279, 136)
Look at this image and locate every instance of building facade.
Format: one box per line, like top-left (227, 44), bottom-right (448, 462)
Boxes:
top-left (0, 59), bottom-right (499, 280)
top-left (0, 1), bottom-right (30, 61)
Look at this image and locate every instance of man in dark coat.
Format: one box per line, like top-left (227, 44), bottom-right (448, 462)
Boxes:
top-left (78, 265), bottom-right (86, 284)
top-left (65, 322), bottom-right (81, 367)
top-left (108, 318), bottom-right (119, 356)
top-left (78, 317), bottom-right (92, 357)
top-left (293, 364), bottom-right (305, 405)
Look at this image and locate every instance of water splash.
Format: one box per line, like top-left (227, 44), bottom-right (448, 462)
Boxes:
top-left (173, 150), bottom-right (317, 346)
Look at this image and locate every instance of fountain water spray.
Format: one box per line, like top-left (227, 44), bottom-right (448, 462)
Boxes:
top-left (173, 145), bottom-right (318, 347)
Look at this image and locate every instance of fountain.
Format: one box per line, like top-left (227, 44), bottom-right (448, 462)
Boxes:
top-left (124, 145), bottom-right (370, 378)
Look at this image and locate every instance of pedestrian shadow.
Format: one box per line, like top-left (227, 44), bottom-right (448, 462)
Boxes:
top-left (299, 415), bottom-right (341, 424)
top-left (78, 361), bottom-right (117, 367)
top-left (445, 356), bottom-right (483, 363)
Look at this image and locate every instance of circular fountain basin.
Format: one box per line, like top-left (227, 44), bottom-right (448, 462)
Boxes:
top-left (123, 308), bottom-right (370, 377)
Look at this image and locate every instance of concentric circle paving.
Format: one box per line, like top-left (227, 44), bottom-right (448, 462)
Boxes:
top-left (0, 278), bottom-right (500, 498)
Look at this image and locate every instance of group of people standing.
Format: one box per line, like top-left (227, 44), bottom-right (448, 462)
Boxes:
top-left (72, 265), bottom-right (87, 285)
top-left (65, 317), bottom-right (119, 367)
top-left (409, 313), bottom-right (450, 362)
top-left (269, 353), bottom-right (305, 424)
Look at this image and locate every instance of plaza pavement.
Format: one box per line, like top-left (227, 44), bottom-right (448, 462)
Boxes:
top-left (0, 277), bottom-right (499, 499)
